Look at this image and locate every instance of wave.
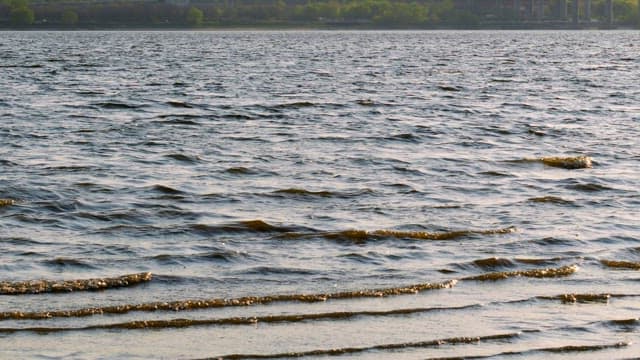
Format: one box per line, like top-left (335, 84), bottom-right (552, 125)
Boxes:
top-left (214, 333), bottom-right (521, 359)
top-left (151, 251), bottom-right (247, 265)
top-left (462, 265), bottom-right (578, 281)
top-left (567, 183), bottom-right (613, 192)
top-left (43, 165), bottom-right (98, 173)
top-left (267, 188), bottom-right (374, 200)
top-left (42, 257), bottom-right (98, 270)
top-left (154, 118), bottom-right (201, 125)
top-left (166, 100), bottom-right (194, 108)
top-left (0, 279), bottom-right (456, 320)
top-left (157, 113), bottom-right (202, 119)
top-left (94, 220), bottom-right (298, 238)
top-left (0, 159), bottom-right (18, 166)
top-left (604, 318), bottom-right (640, 328)
top-left (0, 272), bottom-right (151, 295)
top-left (271, 101), bottom-right (316, 109)
top-left (164, 153), bottom-right (201, 163)
top-left (224, 167), bottom-right (255, 175)
top-left (438, 85), bottom-right (463, 92)
top-left (151, 184), bottom-right (185, 195)
top-left (0, 237), bottom-right (52, 246)
top-left (479, 170), bottom-right (514, 177)
top-left (222, 113), bottom-right (256, 120)
top-left (0, 64), bottom-right (43, 68)
top-left (540, 156), bottom-right (593, 169)
top-left (528, 236), bottom-right (577, 246)
top-left (511, 156), bottom-right (593, 169)
top-left (3, 285), bottom-right (635, 324)
top-left (601, 259), bottom-right (640, 270)
top-left (373, 228), bottom-right (516, 240)
top-left (428, 342), bottom-right (629, 359)
top-left (468, 257), bottom-right (516, 270)
top-left (250, 101), bottom-right (342, 112)
top-left (385, 133), bottom-right (421, 142)
top-left (271, 188), bottom-right (335, 197)
top-left (213, 220), bottom-right (294, 233)
top-left (0, 304), bottom-right (481, 333)
top-left (527, 196), bottom-right (576, 205)
top-left (513, 257), bottom-right (569, 265)
top-left (92, 101), bottom-right (146, 110)
top-left (239, 266), bottom-right (318, 276)
top-left (296, 227), bottom-right (516, 243)
top-left (0, 199), bottom-right (16, 207)
top-left (541, 293), bottom-right (611, 304)
top-left (519, 292), bottom-right (640, 305)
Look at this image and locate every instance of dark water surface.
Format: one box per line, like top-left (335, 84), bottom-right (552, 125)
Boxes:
top-left (1, 30), bottom-right (639, 359)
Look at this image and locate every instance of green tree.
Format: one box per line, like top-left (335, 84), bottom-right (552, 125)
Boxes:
top-left (61, 9), bottom-right (79, 25)
top-left (344, 1), bottom-right (373, 20)
top-left (9, 0), bottom-right (28, 8)
top-left (186, 6), bottom-right (204, 26)
top-left (613, 0), bottom-right (638, 23)
top-left (374, 2), bottom-right (428, 25)
top-left (207, 6), bottom-right (222, 21)
top-left (316, 1), bottom-right (341, 19)
top-left (430, 0), bottom-right (455, 23)
top-left (274, 0), bottom-right (286, 19)
top-left (10, 5), bottom-right (34, 25)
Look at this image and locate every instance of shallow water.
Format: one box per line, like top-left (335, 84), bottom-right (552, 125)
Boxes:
top-left (1, 30), bottom-right (639, 359)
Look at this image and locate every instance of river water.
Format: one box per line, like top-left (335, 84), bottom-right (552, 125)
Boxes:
top-left (1, 30), bottom-right (639, 359)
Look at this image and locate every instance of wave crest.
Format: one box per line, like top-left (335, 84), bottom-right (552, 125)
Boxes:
top-left (540, 156), bottom-right (593, 169)
top-left (0, 199), bottom-right (16, 207)
top-left (463, 265), bottom-right (578, 281)
top-left (0, 272), bottom-right (152, 295)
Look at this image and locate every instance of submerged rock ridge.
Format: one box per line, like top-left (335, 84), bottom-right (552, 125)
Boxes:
top-left (0, 272), bottom-right (152, 295)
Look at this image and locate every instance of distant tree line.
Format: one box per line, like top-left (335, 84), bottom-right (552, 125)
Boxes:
top-left (0, 0), bottom-right (638, 28)
top-left (2, 0), bottom-right (35, 25)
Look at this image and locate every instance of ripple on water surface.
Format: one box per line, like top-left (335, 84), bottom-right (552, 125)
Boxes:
top-left (1, 30), bottom-right (639, 359)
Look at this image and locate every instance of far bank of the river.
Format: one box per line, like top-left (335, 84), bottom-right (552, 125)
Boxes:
top-left (2, 0), bottom-right (638, 31)
top-left (0, 21), bottom-right (632, 31)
